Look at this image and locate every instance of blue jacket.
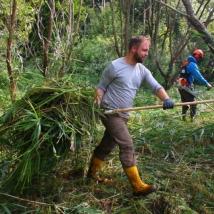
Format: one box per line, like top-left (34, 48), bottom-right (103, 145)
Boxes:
top-left (186, 56), bottom-right (208, 86)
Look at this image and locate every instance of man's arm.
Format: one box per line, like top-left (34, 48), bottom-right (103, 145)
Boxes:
top-left (189, 63), bottom-right (209, 86)
top-left (143, 68), bottom-right (174, 109)
top-left (94, 63), bottom-right (115, 106)
top-left (155, 87), bottom-right (169, 101)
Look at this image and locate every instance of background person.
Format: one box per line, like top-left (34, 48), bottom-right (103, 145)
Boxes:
top-left (177, 49), bottom-right (212, 121)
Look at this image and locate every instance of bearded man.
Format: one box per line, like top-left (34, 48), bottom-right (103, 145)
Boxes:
top-left (87, 35), bottom-right (174, 196)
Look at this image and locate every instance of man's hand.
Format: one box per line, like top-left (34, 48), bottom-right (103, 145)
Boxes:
top-left (94, 88), bottom-right (104, 107)
top-left (94, 94), bottom-right (102, 106)
top-left (163, 98), bottom-right (174, 110)
top-left (206, 83), bottom-right (212, 90)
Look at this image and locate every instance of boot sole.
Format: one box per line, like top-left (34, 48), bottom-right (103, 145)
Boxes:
top-left (133, 186), bottom-right (157, 197)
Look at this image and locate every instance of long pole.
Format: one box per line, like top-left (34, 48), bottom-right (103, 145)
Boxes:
top-left (104, 99), bottom-right (214, 114)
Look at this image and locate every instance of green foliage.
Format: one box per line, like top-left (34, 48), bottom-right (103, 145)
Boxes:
top-left (0, 0), bottom-right (214, 212)
top-left (17, 69), bottom-right (44, 92)
top-left (72, 35), bottom-right (116, 77)
top-left (0, 85), bottom-right (213, 213)
top-left (0, 0), bottom-right (39, 42)
top-left (86, 6), bottom-right (112, 37)
top-left (0, 71), bottom-right (11, 112)
top-left (0, 78), bottom-right (99, 192)
top-left (68, 202), bottom-right (104, 214)
top-left (0, 200), bottom-right (48, 213)
top-left (0, 71), bottom-right (9, 90)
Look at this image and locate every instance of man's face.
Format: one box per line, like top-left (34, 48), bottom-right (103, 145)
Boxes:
top-left (133, 40), bottom-right (150, 63)
top-left (194, 54), bottom-right (203, 63)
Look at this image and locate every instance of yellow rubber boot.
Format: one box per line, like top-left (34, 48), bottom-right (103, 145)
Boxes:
top-left (87, 155), bottom-right (104, 179)
top-left (124, 166), bottom-right (156, 196)
top-left (87, 155), bottom-right (113, 184)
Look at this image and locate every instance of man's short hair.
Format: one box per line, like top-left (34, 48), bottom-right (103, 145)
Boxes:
top-left (128, 35), bottom-right (151, 51)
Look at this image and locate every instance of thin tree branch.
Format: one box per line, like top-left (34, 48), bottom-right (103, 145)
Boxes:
top-left (182, 0), bottom-right (214, 53)
top-left (0, 192), bottom-right (52, 206)
top-left (154, 0), bottom-right (189, 17)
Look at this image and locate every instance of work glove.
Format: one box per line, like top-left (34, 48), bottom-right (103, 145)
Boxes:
top-left (206, 83), bottom-right (212, 90)
top-left (163, 98), bottom-right (174, 110)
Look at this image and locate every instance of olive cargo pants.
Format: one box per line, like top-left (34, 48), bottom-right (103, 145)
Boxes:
top-left (94, 114), bottom-right (136, 167)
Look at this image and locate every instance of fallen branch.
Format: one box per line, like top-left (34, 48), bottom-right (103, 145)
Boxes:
top-left (0, 192), bottom-right (69, 212)
top-left (0, 192), bottom-right (52, 206)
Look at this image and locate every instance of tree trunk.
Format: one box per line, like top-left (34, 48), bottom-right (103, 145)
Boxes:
top-left (59, 0), bottom-right (74, 76)
top-left (123, 0), bottom-right (132, 53)
top-left (110, 0), bottom-right (122, 57)
top-left (181, 0), bottom-right (214, 53)
top-left (43, 0), bottom-right (54, 77)
top-left (6, 0), bottom-right (17, 102)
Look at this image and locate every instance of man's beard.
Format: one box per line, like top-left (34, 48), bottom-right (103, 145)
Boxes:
top-left (134, 53), bottom-right (143, 63)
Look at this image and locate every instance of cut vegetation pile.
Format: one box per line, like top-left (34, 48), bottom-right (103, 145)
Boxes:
top-left (0, 81), bottom-right (98, 192)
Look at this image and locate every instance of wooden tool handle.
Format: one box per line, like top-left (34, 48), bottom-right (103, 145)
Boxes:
top-left (104, 99), bottom-right (214, 114)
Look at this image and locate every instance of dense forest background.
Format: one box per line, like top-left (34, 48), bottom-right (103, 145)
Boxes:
top-left (0, 0), bottom-right (214, 213)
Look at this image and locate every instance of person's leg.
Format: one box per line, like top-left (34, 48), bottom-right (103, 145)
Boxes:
top-left (124, 165), bottom-right (156, 196)
top-left (183, 89), bottom-right (196, 121)
top-left (182, 106), bottom-right (189, 121)
top-left (87, 129), bottom-right (116, 181)
top-left (101, 115), bottom-right (135, 167)
top-left (188, 90), bottom-right (196, 120)
top-left (190, 104), bottom-right (197, 121)
top-left (94, 129), bottom-right (117, 161)
top-left (179, 89), bottom-right (189, 120)
top-left (102, 115), bottom-right (156, 196)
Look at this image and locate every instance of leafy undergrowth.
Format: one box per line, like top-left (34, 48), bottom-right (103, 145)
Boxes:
top-left (0, 87), bottom-right (213, 213)
top-left (0, 80), bottom-right (99, 194)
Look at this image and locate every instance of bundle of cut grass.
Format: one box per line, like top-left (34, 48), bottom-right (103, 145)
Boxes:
top-left (0, 80), bottom-right (99, 192)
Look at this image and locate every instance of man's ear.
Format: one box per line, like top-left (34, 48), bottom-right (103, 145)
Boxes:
top-left (131, 45), bottom-right (138, 53)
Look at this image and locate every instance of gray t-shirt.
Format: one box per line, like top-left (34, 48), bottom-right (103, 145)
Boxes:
top-left (97, 57), bottom-right (162, 116)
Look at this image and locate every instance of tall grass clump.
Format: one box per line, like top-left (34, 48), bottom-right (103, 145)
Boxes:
top-left (0, 79), bottom-right (99, 193)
